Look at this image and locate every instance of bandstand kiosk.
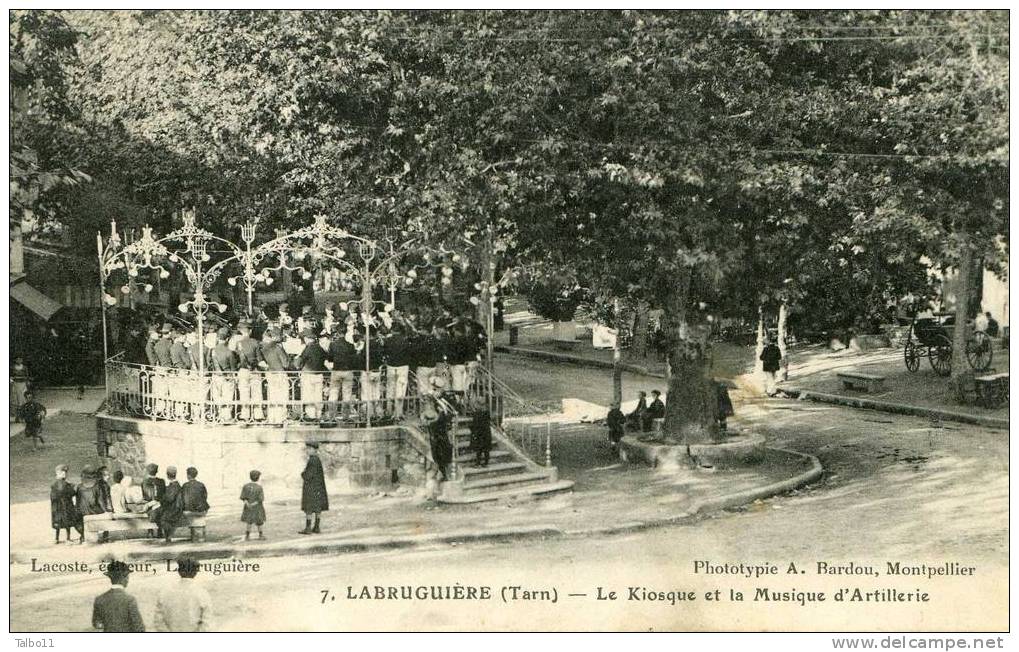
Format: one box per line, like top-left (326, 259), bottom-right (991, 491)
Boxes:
top-left (94, 211), bottom-right (568, 503)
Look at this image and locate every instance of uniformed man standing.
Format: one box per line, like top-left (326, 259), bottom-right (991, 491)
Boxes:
top-left (384, 322), bottom-right (412, 418)
top-left (234, 320), bottom-right (264, 422)
top-left (362, 332), bottom-right (386, 420)
top-left (412, 326), bottom-right (438, 397)
top-left (142, 323), bottom-right (160, 412)
top-left (169, 327), bottom-right (192, 419)
top-left (210, 327), bottom-right (238, 422)
top-left (431, 322), bottom-right (454, 394)
top-left (152, 323), bottom-right (175, 416)
top-left (144, 323), bottom-right (160, 366)
top-left (293, 328), bottom-right (328, 420)
top-left (326, 329), bottom-right (359, 422)
top-left (260, 329), bottom-right (291, 424)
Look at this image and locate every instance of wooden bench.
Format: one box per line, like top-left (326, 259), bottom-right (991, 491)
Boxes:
top-left (837, 371), bottom-right (887, 393)
top-left (169, 512), bottom-right (209, 542)
top-left (83, 512), bottom-right (157, 543)
top-left (975, 373), bottom-right (1009, 408)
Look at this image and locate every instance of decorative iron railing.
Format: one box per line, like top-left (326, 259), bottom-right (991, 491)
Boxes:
top-left (470, 365), bottom-right (554, 468)
top-left (105, 358), bottom-right (431, 427)
top-left (103, 357), bottom-right (555, 475)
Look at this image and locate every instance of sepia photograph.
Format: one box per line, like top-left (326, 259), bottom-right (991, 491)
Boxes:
top-left (7, 7), bottom-right (1010, 639)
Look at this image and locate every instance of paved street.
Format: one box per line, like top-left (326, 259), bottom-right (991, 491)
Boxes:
top-left (10, 378), bottom-right (1007, 631)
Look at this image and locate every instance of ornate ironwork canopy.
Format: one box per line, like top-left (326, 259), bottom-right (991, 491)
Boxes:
top-left (97, 210), bottom-right (466, 375)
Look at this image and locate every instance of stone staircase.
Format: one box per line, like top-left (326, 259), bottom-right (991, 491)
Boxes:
top-left (438, 415), bottom-right (574, 504)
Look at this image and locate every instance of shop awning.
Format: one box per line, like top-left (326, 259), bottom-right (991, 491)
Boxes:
top-left (10, 281), bottom-right (63, 321)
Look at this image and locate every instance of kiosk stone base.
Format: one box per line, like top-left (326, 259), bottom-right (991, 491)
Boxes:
top-left (96, 413), bottom-right (428, 499)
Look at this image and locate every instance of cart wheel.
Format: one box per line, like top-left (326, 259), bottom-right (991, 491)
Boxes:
top-left (966, 331), bottom-right (993, 372)
top-left (928, 339), bottom-right (952, 377)
top-left (904, 340), bottom-right (920, 372)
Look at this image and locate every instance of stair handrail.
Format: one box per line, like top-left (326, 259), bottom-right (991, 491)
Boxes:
top-left (472, 365), bottom-right (554, 468)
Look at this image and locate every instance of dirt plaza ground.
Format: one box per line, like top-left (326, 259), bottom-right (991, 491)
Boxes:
top-left (9, 351), bottom-right (1008, 631)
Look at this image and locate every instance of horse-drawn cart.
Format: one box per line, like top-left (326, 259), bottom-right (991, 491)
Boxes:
top-left (903, 313), bottom-right (993, 377)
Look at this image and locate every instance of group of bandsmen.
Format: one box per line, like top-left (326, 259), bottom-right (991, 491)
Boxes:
top-left (118, 302), bottom-right (488, 424)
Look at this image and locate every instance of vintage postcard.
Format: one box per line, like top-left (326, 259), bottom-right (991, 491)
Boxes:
top-left (8, 8), bottom-right (1009, 638)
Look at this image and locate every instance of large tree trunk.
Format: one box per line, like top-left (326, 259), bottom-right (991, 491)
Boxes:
top-left (753, 305), bottom-right (765, 375)
top-left (777, 301), bottom-right (789, 381)
top-left (661, 270), bottom-right (720, 445)
top-left (612, 298), bottom-right (623, 405)
top-left (951, 237), bottom-right (974, 380)
top-left (475, 231), bottom-right (497, 371)
top-left (630, 300), bottom-right (650, 359)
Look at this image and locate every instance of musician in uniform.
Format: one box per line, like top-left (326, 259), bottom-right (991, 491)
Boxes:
top-left (326, 328), bottom-right (360, 422)
top-left (152, 323), bottom-right (175, 416)
top-left (234, 319), bottom-right (264, 422)
top-left (210, 326), bottom-right (238, 422)
top-left (383, 321), bottom-right (412, 418)
top-left (170, 327), bottom-right (192, 419)
top-left (260, 329), bottom-right (291, 424)
top-left (413, 326), bottom-right (439, 397)
top-left (293, 328), bottom-right (328, 420)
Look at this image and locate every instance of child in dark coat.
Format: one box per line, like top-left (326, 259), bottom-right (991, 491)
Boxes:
top-left (18, 391), bottom-right (47, 449)
top-left (469, 398), bottom-right (492, 468)
top-left (240, 470), bottom-right (266, 540)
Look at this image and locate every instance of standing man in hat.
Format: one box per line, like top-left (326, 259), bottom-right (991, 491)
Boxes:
top-left (154, 556), bottom-right (212, 632)
top-left (170, 327), bottom-right (192, 419)
top-left (362, 330), bottom-right (386, 421)
top-left (143, 323), bottom-right (160, 413)
top-left (234, 319), bottom-right (264, 422)
top-left (293, 328), bottom-right (328, 420)
top-left (645, 389), bottom-right (665, 432)
top-left (211, 326), bottom-right (238, 422)
top-left (152, 322), bottom-right (175, 416)
top-left (50, 464), bottom-right (79, 544)
top-left (299, 441), bottom-right (328, 534)
top-left (326, 327), bottom-right (359, 422)
top-left (260, 329), bottom-right (291, 424)
top-left (413, 325), bottom-right (439, 398)
top-left (92, 561), bottom-right (145, 632)
top-left (144, 322), bottom-right (160, 366)
top-left (383, 320), bottom-right (412, 418)
top-left (159, 466), bottom-right (185, 543)
top-left (760, 336), bottom-right (783, 397)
